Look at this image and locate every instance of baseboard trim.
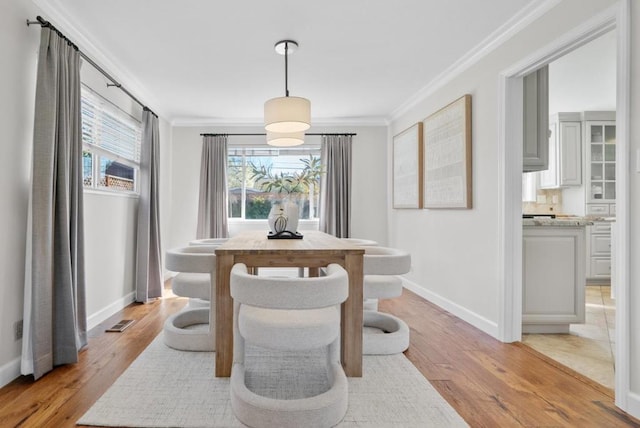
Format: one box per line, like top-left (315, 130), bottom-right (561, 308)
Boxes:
top-left (626, 391), bottom-right (640, 420)
top-left (402, 279), bottom-right (499, 339)
top-left (2, 292), bottom-right (139, 388)
top-left (87, 292), bottom-right (136, 331)
top-left (0, 357), bottom-right (21, 389)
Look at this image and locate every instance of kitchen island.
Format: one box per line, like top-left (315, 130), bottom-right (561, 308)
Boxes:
top-left (522, 217), bottom-right (593, 333)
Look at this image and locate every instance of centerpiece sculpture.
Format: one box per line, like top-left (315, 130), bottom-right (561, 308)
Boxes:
top-left (248, 155), bottom-right (322, 239)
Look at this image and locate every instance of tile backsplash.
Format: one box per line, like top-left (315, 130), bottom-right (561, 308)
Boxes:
top-left (522, 188), bottom-right (563, 214)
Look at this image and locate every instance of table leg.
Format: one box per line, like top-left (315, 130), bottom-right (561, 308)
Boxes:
top-left (308, 267), bottom-right (320, 277)
top-left (342, 253), bottom-right (363, 377)
top-left (215, 254), bottom-right (234, 377)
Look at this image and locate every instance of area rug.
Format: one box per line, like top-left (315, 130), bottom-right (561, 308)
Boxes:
top-left (78, 334), bottom-right (467, 427)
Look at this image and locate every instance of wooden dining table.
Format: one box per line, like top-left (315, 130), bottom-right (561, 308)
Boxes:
top-left (213, 230), bottom-right (365, 377)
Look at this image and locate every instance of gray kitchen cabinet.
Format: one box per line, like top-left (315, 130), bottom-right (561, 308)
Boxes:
top-left (539, 113), bottom-right (582, 188)
top-left (523, 66), bottom-right (549, 172)
top-left (522, 225), bottom-right (586, 333)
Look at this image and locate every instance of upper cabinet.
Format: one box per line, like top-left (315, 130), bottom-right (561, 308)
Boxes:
top-left (539, 113), bottom-right (582, 189)
top-left (523, 66), bottom-right (549, 172)
top-left (584, 112), bottom-right (616, 204)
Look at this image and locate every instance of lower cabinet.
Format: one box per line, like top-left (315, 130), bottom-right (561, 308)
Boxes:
top-left (586, 221), bottom-right (613, 283)
top-left (522, 226), bottom-right (586, 333)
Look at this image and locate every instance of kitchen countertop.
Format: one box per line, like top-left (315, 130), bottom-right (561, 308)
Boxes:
top-left (523, 216), bottom-right (597, 227)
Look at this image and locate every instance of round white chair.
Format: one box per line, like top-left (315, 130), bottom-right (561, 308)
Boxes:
top-left (341, 237), bottom-right (379, 247)
top-left (341, 238), bottom-right (379, 312)
top-left (230, 263), bottom-right (349, 428)
top-left (163, 245), bottom-right (216, 351)
top-left (188, 238), bottom-right (229, 247)
top-left (362, 246), bottom-right (411, 355)
top-left (307, 237), bottom-right (378, 279)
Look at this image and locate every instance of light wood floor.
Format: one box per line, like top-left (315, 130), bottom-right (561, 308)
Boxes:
top-left (1, 285), bottom-right (639, 427)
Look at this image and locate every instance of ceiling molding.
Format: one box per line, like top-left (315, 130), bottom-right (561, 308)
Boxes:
top-left (32, 0), bottom-right (170, 119)
top-left (388, 0), bottom-right (563, 122)
top-left (171, 116), bottom-right (389, 128)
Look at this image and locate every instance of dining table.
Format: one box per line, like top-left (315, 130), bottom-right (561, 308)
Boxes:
top-left (213, 230), bottom-right (365, 377)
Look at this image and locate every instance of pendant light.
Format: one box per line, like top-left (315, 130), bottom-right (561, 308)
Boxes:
top-left (266, 130), bottom-right (304, 147)
top-left (264, 40), bottom-right (311, 135)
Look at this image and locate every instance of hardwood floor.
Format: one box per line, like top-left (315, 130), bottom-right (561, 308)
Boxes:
top-left (381, 291), bottom-right (640, 427)
top-left (1, 285), bottom-right (638, 427)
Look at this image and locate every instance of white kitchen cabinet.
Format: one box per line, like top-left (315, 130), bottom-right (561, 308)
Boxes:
top-left (539, 113), bottom-right (582, 188)
top-left (586, 204), bottom-right (610, 215)
top-left (583, 112), bottom-right (615, 283)
top-left (523, 66), bottom-right (549, 172)
top-left (522, 225), bottom-right (586, 333)
top-left (538, 122), bottom-right (557, 187)
top-left (584, 113), bottom-right (616, 204)
top-left (586, 220), bottom-right (613, 283)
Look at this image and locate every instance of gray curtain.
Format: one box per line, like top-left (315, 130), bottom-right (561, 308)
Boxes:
top-left (135, 109), bottom-right (163, 302)
top-left (196, 135), bottom-right (229, 238)
top-left (319, 135), bottom-right (352, 238)
top-left (23, 27), bottom-right (87, 380)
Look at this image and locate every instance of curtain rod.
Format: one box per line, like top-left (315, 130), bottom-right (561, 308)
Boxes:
top-left (26, 16), bottom-right (158, 118)
top-left (200, 133), bottom-right (357, 137)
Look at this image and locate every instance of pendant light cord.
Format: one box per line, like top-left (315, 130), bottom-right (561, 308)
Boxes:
top-left (284, 42), bottom-right (289, 97)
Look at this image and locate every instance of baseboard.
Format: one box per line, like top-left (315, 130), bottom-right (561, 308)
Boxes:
top-left (402, 278), bottom-right (499, 339)
top-left (0, 293), bottom-right (137, 388)
top-left (0, 357), bottom-right (21, 389)
top-left (626, 391), bottom-right (640, 420)
top-left (86, 292), bottom-right (136, 331)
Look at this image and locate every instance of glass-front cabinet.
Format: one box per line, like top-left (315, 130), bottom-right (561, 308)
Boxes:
top-left (583, 112), bottom-right (616, 284)
top-left (586, 121), bottom-right (616, 203)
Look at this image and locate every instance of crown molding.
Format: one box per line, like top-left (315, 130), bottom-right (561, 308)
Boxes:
top-left (171, 116), bottom-right (389, 127)
top-left (32, 0), bottom-right (170, 119)
top-left (388, 0), bottom-right (562, 122)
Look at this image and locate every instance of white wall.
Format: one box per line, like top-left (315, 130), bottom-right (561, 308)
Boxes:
top-left (629, 0), bottom-right (640, 408)
top-left (0, 0), bottom-right (40, 387)
top-left (549, 29), bottom-right (617, 115)
top-left (168, 125), bottom-right (388, 254)
top-left (0, 0), bottom-right (173, 387)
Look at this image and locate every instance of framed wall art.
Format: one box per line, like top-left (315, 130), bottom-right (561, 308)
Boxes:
top-left (393, 123), bottom-right (423, 209)
top-left (423, 94), bottom-right (472, 209)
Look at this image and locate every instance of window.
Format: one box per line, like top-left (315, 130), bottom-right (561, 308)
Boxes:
top-left (228, 147), bottom-right (322, 220)
top-left (81, 84), bottom-right (142, 193)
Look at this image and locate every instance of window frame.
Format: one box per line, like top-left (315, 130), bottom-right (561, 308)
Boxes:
top-left (227, 145), bottom-right (322, 221)
top-left (81, 84), bottom-right (142, 196)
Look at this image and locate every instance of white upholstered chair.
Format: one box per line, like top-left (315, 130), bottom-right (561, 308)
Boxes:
top-left (341, 237), bottom-right (379, 310)
top-left (341, 237), bottom-right (378, 247)
top-left (230, 263), bottom-right (349, 428)
top-left (187, 238), bottom-right (229, 303)
top-left (362, 246), bottom-right (411, 355)
top-left (188, 237), bottom-right (229, 247)
top-left (163, 245), bottom-right (216, 351)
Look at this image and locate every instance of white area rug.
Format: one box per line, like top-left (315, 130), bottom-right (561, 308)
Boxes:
top-left (78, 334), bottom-right (467, 427)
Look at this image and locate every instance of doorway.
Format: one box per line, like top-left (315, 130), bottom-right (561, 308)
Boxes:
top-left (520, 31), bottom-right (617, 389)
top-left (498, 1), bottom-right (630, 410)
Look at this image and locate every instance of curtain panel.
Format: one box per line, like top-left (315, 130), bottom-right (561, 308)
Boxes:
top-left (196, 135), bottom-right (229, 239)
top-left (319, 135), bottom-right (352, 238)
top-left (21, 27), bottom-right (87, 380)
top-left (135, 109), bottom-right (163, 302)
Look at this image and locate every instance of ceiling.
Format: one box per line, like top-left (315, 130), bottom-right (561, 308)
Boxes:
top-left (37, 0), bottom-right (537, 124)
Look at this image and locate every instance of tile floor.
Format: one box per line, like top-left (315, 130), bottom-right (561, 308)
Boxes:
top-left (522, 285), bottom-right (615, 389)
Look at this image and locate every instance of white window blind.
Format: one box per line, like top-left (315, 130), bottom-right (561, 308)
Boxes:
top-left (81, 84), bottom-right (141, 168)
